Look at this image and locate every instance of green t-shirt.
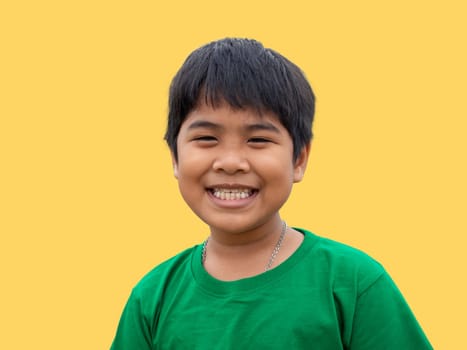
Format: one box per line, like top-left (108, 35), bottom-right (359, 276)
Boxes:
top-left (111, 229), bottom-right (432, 349)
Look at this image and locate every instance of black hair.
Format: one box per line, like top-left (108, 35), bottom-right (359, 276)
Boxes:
top-left (165, 38), bottom-right (315, 161)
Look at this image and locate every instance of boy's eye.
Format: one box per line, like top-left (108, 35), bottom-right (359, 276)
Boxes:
top-left (248, 137), bottom-right (271, 143)
top-left (193, 136), bottom-right (217, 142)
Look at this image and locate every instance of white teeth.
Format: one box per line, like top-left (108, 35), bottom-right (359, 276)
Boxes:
top-left (212, 188), bottom-right (253, 200)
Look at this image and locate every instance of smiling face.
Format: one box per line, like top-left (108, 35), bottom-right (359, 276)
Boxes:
top-left (173, 101), bottom-right (309, 237)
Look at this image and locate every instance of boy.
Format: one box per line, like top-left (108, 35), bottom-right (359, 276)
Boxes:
top-left (111, 38), bottom-right (432, 349)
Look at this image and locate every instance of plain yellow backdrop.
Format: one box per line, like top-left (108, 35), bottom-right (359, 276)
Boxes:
top-left (1, 1), bottom-right (465, 349)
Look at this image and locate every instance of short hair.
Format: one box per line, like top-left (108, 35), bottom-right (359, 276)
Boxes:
top-left (165, 38), bottom-right (315, 161)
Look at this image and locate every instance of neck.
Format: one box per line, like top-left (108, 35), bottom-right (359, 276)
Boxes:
top-left (202, 218), bottom-right (302, 281)
top-left (210, 214), bottom-right (283, 245)
top-left (207, 216), bottom-right (284, 247)
top-left (203, 221), bottom-right (286, 271)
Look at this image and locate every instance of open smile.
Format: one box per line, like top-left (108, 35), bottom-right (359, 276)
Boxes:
top-left (207, 186), bottom-right (258, 201)
top-left (211, 188), bottom-right (254, 200)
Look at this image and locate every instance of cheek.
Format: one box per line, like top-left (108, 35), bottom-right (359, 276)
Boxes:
top-left (260, 153), bottom-right (295, 177)
top-left (176, 153), bottom-right (209, 180)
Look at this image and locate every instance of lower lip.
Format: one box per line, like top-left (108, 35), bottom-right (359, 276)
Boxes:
top-left (207, 190), bottom-right (258, 208)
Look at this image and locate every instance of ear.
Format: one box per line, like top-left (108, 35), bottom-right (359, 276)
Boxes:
top-left (293, 143), bottom-right (311, 183)
top-left (170, 151), bottom-right (179, 179)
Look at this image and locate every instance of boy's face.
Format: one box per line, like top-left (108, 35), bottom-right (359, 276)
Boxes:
top-left (172, 101), bottom-right (309, 236)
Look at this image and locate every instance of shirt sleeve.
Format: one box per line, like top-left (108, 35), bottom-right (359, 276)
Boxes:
top-left (110, 289), bottom-right (153, 350)
top-left (349, 272), bottom-right (433, 349)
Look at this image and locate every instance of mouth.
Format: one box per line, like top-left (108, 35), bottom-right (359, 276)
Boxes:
top-left (208, 187), bottom-right (257, 200)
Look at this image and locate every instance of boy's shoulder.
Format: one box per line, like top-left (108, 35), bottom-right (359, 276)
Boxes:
top-left (301, 228), bottom-right (383, 266)
top-left (298, 228), bottom-right (386, 291)
top-left (314, 232), bottom-right (381, 262)
top-left (130, 245), bottom-right (198, 298)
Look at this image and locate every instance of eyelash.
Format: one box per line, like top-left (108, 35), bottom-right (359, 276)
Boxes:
top-left (193, 136), bottom-right (217, 141)
top-left (248, 137), bottom-right (270, 143)
top-left (191, 136), bottom-right (272, 144)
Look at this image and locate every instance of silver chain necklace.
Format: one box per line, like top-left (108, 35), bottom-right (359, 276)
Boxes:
top-left (201, 221), bottom-right (287, 272)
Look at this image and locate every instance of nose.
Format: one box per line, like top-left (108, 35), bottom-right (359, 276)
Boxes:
top-left (212, 148), bottom-right (250, 174)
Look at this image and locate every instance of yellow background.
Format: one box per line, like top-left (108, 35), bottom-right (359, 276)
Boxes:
top-left (1, 1), bottom-right (465, 348)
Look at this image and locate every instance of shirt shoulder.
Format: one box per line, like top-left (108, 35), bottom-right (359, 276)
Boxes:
top-left (298, 229), bottom-right (386, 294)
top-left (131, 245), bottom-right (198, 300)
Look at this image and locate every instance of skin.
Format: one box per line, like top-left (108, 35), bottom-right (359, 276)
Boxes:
top-left (172, 100), bottom-right (310, 281)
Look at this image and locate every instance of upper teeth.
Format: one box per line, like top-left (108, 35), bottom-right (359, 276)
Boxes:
top-left (212, 188), bottom-right (253, 200)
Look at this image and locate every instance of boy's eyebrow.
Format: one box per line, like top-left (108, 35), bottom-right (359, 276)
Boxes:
top-left (186, 120), bottom-right (222, 131)
top-left (245, 122), bottom-right (281, 133)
